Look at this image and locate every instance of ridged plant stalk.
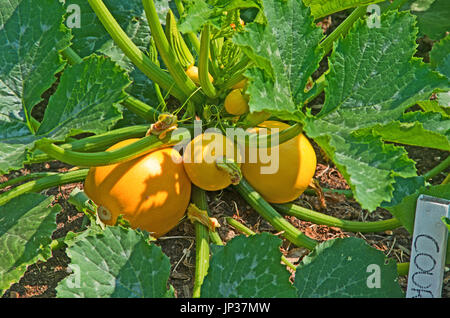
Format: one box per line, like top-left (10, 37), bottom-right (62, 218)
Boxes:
top-left (0, 169), bottom-right (89, 206)
top-left (234, 179), bottom-right (317, 250)
top-left (191, 186), bottom-right (211, 298)
top-left (28, 125), bottom-right (150, 164)
top-left (320, 6), bottom-right (368, 56)
top-left (198, 24), bottom-right (217, 98)
top-left (86, 0), bottom-right (188, 102)
top-left (36, 129), bottom-right (191, 167)
top-left (273, 203), bottom-right (403, 233)
top-left (142, 0), bottom-right (203, 104)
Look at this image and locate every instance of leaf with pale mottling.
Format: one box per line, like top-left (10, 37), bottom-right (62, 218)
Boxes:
top-left (0, 194), bottom-right (61, 295)
top-left (233, 0), bottom-right (323, 121)
top-left (304, 11), bottom-right (448, 211)
top-left (0, 0), bottom-right (71, 173)
top-left (201, 233), bottom-right (297, 298)
top-left (56, 226), bottom-right (173, 298)
top-left (294, 237), bottom-right (404, 297)
top-left (303, 0), bottom-right (384, 19)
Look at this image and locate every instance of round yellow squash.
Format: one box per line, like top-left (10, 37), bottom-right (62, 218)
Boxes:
top-left (185, 65), bottom-right (213, 85)
top-left (241, 121), bottom-right (317, 204)
top-left (84, 138), bottom-right (192, 237)
top-left (224, 88), bottom-right (249, 116)
top-left (183, 132), bottom-right (242, 191)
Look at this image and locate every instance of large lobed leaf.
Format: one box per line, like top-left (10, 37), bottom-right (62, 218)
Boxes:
top-left (404, 0), bottom-right (450, 41)
top-left (0, 0), bottom-right (131, 174)
top-left (0, 0), bottom-right (71, 172)
top-left (201, 233), bottom-right (297, 297)
top-left (62, 0), bottom-right (172, 109)
top-left (303, 0), bottom-right (384, 19)
top-left (35, 55), bottom-right (129, 141)
top-left (304, 11), bottom-right (449, 211)
top-left (233, 0), bottom-right (324, 121)
top-left (56, 226), bottom-right (174, 298)
top-left (294, 237), bottom-right (404, 297)
top-left (0, 194), bottom-right (61, 295)
top-left (385, 183), bottom-right (450, 234)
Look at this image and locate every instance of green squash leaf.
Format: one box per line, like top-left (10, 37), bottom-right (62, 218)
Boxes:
top-left (0, 0), bottom-right (71, 173)
top-left (386, 183), bottom-right (450, 234)
top-left (294, 237), bottom-right (404, 297)
top-left (303, 0), bottom-right (384, 19)
top-left (304, 11), bottom-right (449, 211)
top-left (36, 55), bottom-right (129, 140)
top-left (0, 194), bottom-right (61, 295)
top-left (56, 226), bottom-right (174, 298)
top-left (201, 233), bottom-right (297, 297)
top-left (371, 111), bottom-right (450, 151)
top-left (233, 0), bottom-right (324, 121)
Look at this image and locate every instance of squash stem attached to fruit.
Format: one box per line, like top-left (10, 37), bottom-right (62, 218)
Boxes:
top-left (241, 122), bottom-right (304, 149)
top-left (36, 129), bottom-right (191, 167)
top-left (215, 158), bottom-right (242, 186)
top-left (273, 203), bottom-right (403, 233)
top-left (190, 186), bottom-right (211, 298)
top-left (225, 217), bottom-right (297, 271)
top-left (28, 125), bottom-right (150, 164)
top-left (87, 0), bottom-right (187, 102)
top-left (234, 179), bottom-right (317, 250)
top-left (142, 0), bottom-right (203, 104)
top-left (0, 169), bottom-right (89, 207)
top-left (199, 23), bottom-right (217, 98)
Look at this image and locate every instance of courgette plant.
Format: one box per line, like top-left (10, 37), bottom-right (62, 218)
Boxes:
top-left (0, 0), bottom-right (449, 298)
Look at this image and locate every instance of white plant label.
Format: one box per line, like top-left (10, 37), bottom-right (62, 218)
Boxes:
top-left (406, 195), bottom-right (449, 298)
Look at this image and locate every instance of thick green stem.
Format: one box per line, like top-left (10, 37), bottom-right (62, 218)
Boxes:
top-left (87, 0), bottom-right (187, 101)
top-left (0, 169), bottom-right (89, 207)
top-left (36, 129), bottom-right (191, 167)
top-left (62, 47), bottom-right (83, 64)
top-left (244, 123), bottom-right (303, 149)
top-left (304, 71), bottom-right (327, 105)
top-left (27, 125), bottom-right (149, 164)
top-left (442, 173), bottom-right (450, 185)
top-left (142, 0), bottom-right (203, 104)
top-left (234, 179), bottom-right (317, 250)
top-left (190, 186), bottom-right (211, 298)
top-left (320, 6), bottom-right (368, 56)
top-left (122, 96), bottom-right (160, 122)
top-left (423, 155), bottom-right (450, 181)
top-left (0, 172), bottom-right (58, 190)
top-left (397, 262), bottom-right (409, 276)
top-left (173, 0), bottom-right (201, 54)
top-left (225, 217), bottom-right (297, 271)
top-left (199, 24), bottom-right (217, 98)
top-left (273, 203), bottom-right (403, 233)
top-left (304, 187), bottom-right (353, 199)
